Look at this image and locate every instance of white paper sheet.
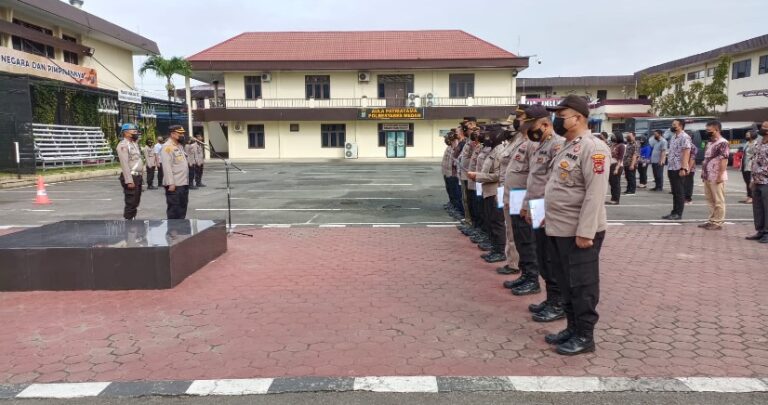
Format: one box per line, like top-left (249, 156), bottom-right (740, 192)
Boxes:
top-left (475, 182), bottom-right (482, 196)
top-left (529, 198), bottom-right (546, 229)
top-left (496, 186), bottom-right (505, 208)
top-left (508, 189), bottom-right (526, 215)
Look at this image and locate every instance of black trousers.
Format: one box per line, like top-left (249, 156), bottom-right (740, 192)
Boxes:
top-left (146, 167), bottom-right (156, 187)
top-left (511, 214), bottom-right (538, 280)
top-left (119, 174), bottom-right (143, 220)
top-left (196, 164), bottom-right (204, 186)
top-left (547, 231), bottom-right (605, 339)
top-left (483, 196), bottom-right (506, 253)
top-left (753, 184), bottom-right (768, 233)
top-left (447, 176), bottom-right (464, 215)
top-left (609, 164), bottom-right (623, 202)
top-left (462, 180), bottom-right (474, 224)
top-left (652, 163), bottom-right (664, 190)
top-left (165, 185), bottom-right (189, 219)
top-left (638, 163), bottom-right (648, 186)
top-left (668, 170), bottom-right (686, 216)
top-left (535, 227), bottom-right (560, 304)
top-left (623, 164), bottom-right (636, 193)
top-left (188, 165), bottom-right (196, 187)
top-left (743, 170), bottom-right (753, 198)
top-left (684, 171), bottom-right (694, 201)
top-left (465, 183), bottom-right (480, 229)
top-left (157, 165), bottom-right (164, 186)
top-left (474, 194), bottom-right (486, 232)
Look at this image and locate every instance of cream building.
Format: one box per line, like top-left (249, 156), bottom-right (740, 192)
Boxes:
top-left (187, 30), bottom-right (529, 159)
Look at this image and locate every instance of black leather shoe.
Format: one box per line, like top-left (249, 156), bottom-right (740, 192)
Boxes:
top-left (496, 265), bottom-right (520, 275)
top-left (511, 280), bottom-right (541, 296)
top-left (528, 300), bottom-right (549, 313)
top-left (760, 234), bottom-right (768, 244)
top-left (503, 276), bottom-right (527, 289)
top-left (189, 185), bottom-right (198, 190)
top-left (197, 184), bottom-right (206, 187)
top-left (545, 329), bottom-right (573, 345)
top-left (746, 232), bottom-right (765, 240)
top-left (532, 304), bottom-right (565, 322)
top-left (478, 242), bottom-right (493, 251)
top-left (662, 214), bottom-right (681, 220)
top-left (556, 336), bottom-right (595, 355)
top-left (483, 252), bottom-right (506, 263)
top-left (470, 235), bottom-right (487, 244)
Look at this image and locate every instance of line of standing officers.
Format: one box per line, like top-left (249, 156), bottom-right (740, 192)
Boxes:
top-left (117, 124), bottom-right (205, 221)
top-left (440, 95), bottom-right (610, 355)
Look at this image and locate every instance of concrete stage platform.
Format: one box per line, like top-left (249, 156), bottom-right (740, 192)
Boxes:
top-left (0, 219), bottom-right (226, 291)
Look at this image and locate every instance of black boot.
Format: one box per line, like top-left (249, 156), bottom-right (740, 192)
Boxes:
top-left (503, 275), bottom-right (526, 289)
top-left (496, 265), bottom-right (520, 275)
top-left (556, 335), bottom-right (595, 355)
top-left (545, 328), bottom-right (573, 345)
top-left (528, 300), bottom-right (549, 313)
top-left (511, 279), bottom-right (541, 296)
top-left (483, 252), bottom-right (506, 263)
top-left (477, 242), bottom-right (493, 251)
top-left (532, 303), bottom-right (565, 322)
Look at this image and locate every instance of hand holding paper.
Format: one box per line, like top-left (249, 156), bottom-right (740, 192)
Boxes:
top-left (508, 189), bottom-right (526, 215)
top-left (529, 198), bottom-right (546, 229)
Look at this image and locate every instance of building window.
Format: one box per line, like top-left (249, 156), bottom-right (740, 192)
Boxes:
top-left (525, 93), bottom-right (541, 99)
top-left (11, 19), bottom-right (54, 58)
top-left (596, 89), bottom-right (608, 101)
top-left (244, 76), bottom-right (262, 100)
top-left (321, 124), bottom-right (345, 148)
top-left (305, 75), bottom-right (330, 99)
top-left (759, 55), bottom-right (768, 75)
top-left (732, 59), bottom-right (752, 79)
top-left (687, 70), bottom-right (705, 81)
top-left (62, 35), bottom-right (79, 65)
top-left (449, 74), bottom-right (474, 98)
top-left (290, 123), bottom-right (300, 132)
top-left (377, 124), bottom-right (414, 147)
top-left (706, 67), bottom-right (715, 77)
top-left (247, 124), bottom-right (265, 149)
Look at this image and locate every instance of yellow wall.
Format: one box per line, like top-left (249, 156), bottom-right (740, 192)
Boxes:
top-left (80, 36), bottom-right (135, 90)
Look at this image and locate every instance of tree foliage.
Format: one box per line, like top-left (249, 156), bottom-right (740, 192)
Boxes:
top-left (139, 56), bottom-right (192, 101)
top-left (639, 55), bottom-right (731, 117)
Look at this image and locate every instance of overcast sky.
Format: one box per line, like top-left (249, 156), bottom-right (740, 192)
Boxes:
top-left (80, 0), bottom-right (767, 98)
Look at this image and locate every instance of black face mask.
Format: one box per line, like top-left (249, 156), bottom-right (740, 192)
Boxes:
top-left (527, 126), bottom-right (545, 142)
top-left (552, 117), bottom-right (567, 136)
top-left (671, 126), bottom-right (679, 133)
top-left (512, 119), bottom-right (521, 131)
top-left (706, 131), bottom-right (716, 140)
top-left (482, 137), bottom-right (493, 147)
top-left (758, 129), bottom-right (768, 136)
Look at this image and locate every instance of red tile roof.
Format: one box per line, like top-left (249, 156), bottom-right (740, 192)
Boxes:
top-left (187, 30), bottom-right (516, 62)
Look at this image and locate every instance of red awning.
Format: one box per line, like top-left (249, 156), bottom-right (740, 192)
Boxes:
top-left (605, 113), bottom-right (656, 119)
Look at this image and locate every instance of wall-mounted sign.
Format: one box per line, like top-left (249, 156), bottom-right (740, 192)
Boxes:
top-left (118, 89), bottom-right (142, 104)
top-left (382, 123), bottom-right (411, 131)
top-left (0, 47), bottom-right (97, 87)
top-left (359, 107), bottom-right (424, 120)
top-left (737, 89), bottom-right (768, 98)
top-left (521, 97), bottom-right (562, 107)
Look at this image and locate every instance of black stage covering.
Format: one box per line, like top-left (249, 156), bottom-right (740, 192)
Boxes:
top-left (0, 220), bottom-right (227, 291)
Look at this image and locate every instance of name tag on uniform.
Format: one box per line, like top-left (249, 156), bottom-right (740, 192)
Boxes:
top-left (509, 189), bottom-right (526, 215)
top-left (475, 182), bottom-right (482, 196)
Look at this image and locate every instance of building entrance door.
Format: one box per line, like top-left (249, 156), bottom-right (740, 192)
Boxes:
top-left (385, 131), bottom-right (406, 158)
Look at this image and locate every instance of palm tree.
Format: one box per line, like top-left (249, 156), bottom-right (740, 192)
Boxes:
top-left (139, 55), bottom-right (192, 120)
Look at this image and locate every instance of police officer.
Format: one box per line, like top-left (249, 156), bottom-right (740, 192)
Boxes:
top-left (468, 125), bottom-right (507, 263)
top-left (154, 136), bottom-right (165, 188)
top-left (116, 123), bottom-right (143, 220)
top-left (520, 105), bottom-right (566, 322)
top-left (142, 138), bottom-right (158, 190)
top-left (472, 128), bottom-right (493, 248)
top-left (185, 138), bottom-right (199, 190)
top-left (497, 109), bottom-right (526, 275)
top-left (457, 123), bottom-right (475, 233)
top-left (543, 95), bottom-right (610, 355)
top-left (441, 133), bottom-right (454, 212)
top-left (466, 129), bottom-right (485, 242)
top-left (503, 109), bottom-right (541, 297)
top-left (193, 135), bottom-right (206, 187)
top-left (161, 125), bottom-right (191, 219)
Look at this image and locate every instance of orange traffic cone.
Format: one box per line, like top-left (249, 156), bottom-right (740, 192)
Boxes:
top-left (34, 176), bottom-right (51, 205)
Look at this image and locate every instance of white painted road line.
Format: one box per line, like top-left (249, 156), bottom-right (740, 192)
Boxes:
top-left (186, 379), bottom-right (274, 396)
top-left (17, 382), bottom-right (110, 399)
top-left (650, 222), bottom-right (682, 226)
top-left (342, 184), bottom-right (413, 186)
top-left (426, 224), bottom-right (457, 228)
top-left (508, 376), bottom-right (602, 392)
top-left (354, 376), bottom-right (439, 393)
top-left (676, 377), bottom-right (768, 392)
top-left (373, 224), bottom-right (400, 228)
top-left (196, 208), bottom-right (421, 211)
top-left (319, 224), bottom-right (346, 228)
top-left (607, 223), bottom-right (625, 226)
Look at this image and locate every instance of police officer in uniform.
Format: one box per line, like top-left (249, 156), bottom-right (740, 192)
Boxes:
top-left (520, 105), bottom-right (566, 322)
top-left (472, 129), bottom-right (494, 248)
top-left (457, 123), bottom-right (475, 233)
top-left (185, 138), bottom-right (199, 190)
top-left (142, 138), bottom-right (158, 190)
top-left (466, 129), bottom-right (485, 242)
top-left (497, 109), bottom-right (526, 275)
top-left (193, 134), bottom-right (206, 187)
top-left (116, 123), bottom-right (143, 220)
top-left (161, 125), bottom-right (191, 219)
top-left (154, 136), bottom-right (165, 188)
top-left (468, 125), bottom-right (507, 263)
top-left (543, 95), bottom-right (610, 355)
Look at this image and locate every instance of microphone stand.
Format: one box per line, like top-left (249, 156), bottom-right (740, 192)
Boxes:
top-left (194, 139), bottom-right (252, 237)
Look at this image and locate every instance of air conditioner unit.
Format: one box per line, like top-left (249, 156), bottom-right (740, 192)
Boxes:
top-left (424, 92), bottom-right (435, 107)
top-left (233, 122), bottom-right (243, 132)
top-left (261, 72), bottom-right (272, 82)
top-left (358, 72), bottom-right (371, 82)
top-left (407, 93), bottom-right (421, 107)
top-left (344, 142), bottom-right (358, 159)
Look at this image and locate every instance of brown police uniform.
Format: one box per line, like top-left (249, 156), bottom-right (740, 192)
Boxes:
top-left (475, 143), bottom-right (507, 254)
top-left (161, 139), bottom-right (190, 219)
top-left (475, 145), bottom-right (492, 234)
top-left (544, 131), bottom-right (610, 342)
top-left (142, 144), bottom-right (157, 189)
top-left (504, 134), bottom-right (539, 285)
top-left (116, 138), bottom-right (143, 220)
top-left (523, 133), bottom-right (566, 311)
top-left (459, 141), bottom-right (474, 226)
top-left (499, 138), bottom-right (523, 270)
top-left (184, 142), bottom-right (199, 188)
top-left (191, 141), bottom-right (205, 186)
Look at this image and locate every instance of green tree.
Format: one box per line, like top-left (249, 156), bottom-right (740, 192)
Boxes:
top-left (139, 56), bottom-right (192, 119)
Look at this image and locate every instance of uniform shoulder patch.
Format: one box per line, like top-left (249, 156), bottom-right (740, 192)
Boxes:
top-left (591, 153), bottom-right (606, 174)
top-left (164, 146), bottom-right (174, 153)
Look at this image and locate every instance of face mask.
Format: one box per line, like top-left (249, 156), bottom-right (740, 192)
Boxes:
top-left (759, 129), bottom-right (768, 136)
top-left (512, 119), bottom-right (521, 131)
top-left (527, 126), bottom-right (545, 142)
top-left (482, 137), bottom-right (493, 147)
top-left (706, 131), bottom-right (716, 139)
top-left (553, 117), bottom-right (567, 136)
top-left (671, 126), bottom-right (678, 133)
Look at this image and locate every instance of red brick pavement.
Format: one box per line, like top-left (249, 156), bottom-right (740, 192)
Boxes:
top-left (0, 225), bottom-right (766, 384)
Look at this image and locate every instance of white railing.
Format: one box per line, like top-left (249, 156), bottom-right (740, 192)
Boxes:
top-left (33, 124), bottom-right (115, 170)
top-left (195, 96), bottom-right (517, 110)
